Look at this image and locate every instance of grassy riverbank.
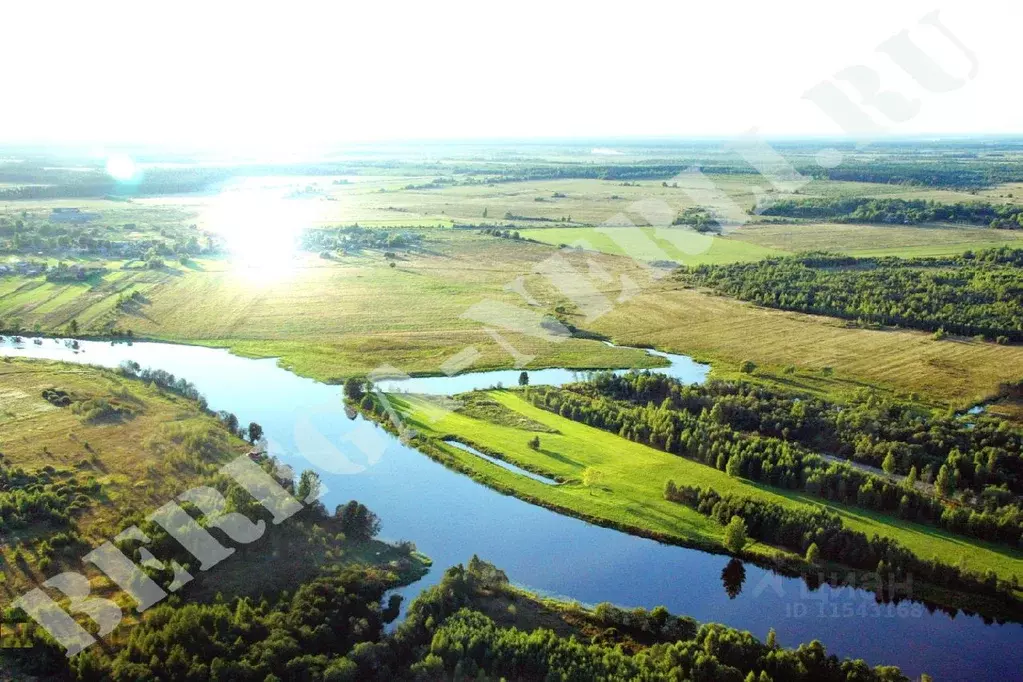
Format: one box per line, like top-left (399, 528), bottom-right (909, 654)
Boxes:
top-left (390, 389), bottom-right (1023, 585)
top-left (0, 357), bottom-right (430, 611)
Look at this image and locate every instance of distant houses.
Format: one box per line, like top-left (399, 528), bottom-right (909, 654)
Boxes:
top-left (0, 260), bottom-right (46, 277)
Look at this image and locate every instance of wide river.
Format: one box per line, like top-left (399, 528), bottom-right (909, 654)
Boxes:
top-left (1, 336), bottom-right (1020, 681)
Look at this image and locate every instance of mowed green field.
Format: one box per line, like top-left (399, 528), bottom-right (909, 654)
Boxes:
top-left (0, 262), bottom-right (173, 331)
top-left (517, 227), bottom-right (786, 265)
top-left (394, 390), bottom-right (1023, 581)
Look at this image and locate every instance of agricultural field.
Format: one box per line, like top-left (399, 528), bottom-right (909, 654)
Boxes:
top-left (728, 222), bottom-right (1023, 257)
top-left (0, 232), bottom-right (663, 381)
top-left (393, 389), bottom-right (1023, 583)
top-left (586, 279), bottom-right (1023, 408)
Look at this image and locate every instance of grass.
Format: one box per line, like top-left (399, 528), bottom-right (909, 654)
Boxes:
top-left (0, 357), bottom-right (248, 600)
top-left (585, 278), bottom-right (1023, 407)
top-left (1, 233), bottom-right (664, 381)
top-left (517, 226), bottom-right (786, 264)
top-left (393, 389), bottom-right (1023, 584)
top-left (730, 222), bottom-right (1023, 257)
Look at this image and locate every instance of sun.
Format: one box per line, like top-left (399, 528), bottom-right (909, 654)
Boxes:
top-left (105, 154), bottom-right (138, 181)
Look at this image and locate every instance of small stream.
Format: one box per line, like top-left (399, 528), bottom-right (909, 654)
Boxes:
top-left (1, 335), bottom-right (1020, 681)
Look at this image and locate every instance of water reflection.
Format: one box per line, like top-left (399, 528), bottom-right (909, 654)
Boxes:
top-left (722, 558), bottom-right (746, 600)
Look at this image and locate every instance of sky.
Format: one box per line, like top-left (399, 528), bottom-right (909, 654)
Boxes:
top-left (0, 1), bottom-right (1019, 148)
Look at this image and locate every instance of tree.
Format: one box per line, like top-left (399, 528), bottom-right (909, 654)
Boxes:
top-left (726, 455), bottom-right (741, 478)
top-left (935, 464), bottom-right (953, 498)
top-left (518, 371), bottom-right (529, 386)
top-left (882, 452), bottom-right (897, 475)
top-left (528, 435), bottom-right (540, 450)
top-left (904, 465), bottom-right (918, 489)
top-left (739, 360), bottom-right (756, 374)
top-left (336, 500), bottom-right (381, 542)
top-left (723, 516), bottom-right (748, 553)
top-left (344, 377), bottom-right (365, 402)
top-left (246, 422), bottom-right (263, 445)
top-left (582, 467), bottom-right (603, 494)
top-left (805, 542), bottom-right (820, 564)
top-left (68, 318), bottom-right (79, 336)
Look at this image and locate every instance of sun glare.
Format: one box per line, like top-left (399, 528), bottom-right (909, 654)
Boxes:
top-left (203, 187), bottom-right (317, 284)
top-left (105, 154), bottom-right (137, 181)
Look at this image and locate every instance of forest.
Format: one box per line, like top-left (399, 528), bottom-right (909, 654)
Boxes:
top-left (759, 197), bottom-right (1023, 228)
top-left (676, 248), bottom-right (1023, 341)
top-left (5, 556), bottom-right (914, 681)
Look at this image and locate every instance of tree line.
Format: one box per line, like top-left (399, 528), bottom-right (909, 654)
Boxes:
top-left (664, 483), bottom-right (1017, 604)
top-left (759, 197), bottom-right (1023, 228)
top-left (676, 248), bottom-right (1023, 342)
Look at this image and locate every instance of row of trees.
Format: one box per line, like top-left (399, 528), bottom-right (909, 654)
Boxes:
top-left (664, 483), bottom-right (1016, 601)
top-left (677, 248), bottom-right (1023, 341)
top-left (759, 197), bottom-right (1023, 227)
top-left (524, 375), bottom-right (1023, 548)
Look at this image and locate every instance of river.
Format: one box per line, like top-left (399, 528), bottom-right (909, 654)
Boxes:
top-left (1, 335), bottom-right (1019, 681)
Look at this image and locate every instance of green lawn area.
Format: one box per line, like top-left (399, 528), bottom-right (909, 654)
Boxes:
top-left (518, 226), bottom-right (786, 265)
top-left (393, 389), bottom-right (1023, 582)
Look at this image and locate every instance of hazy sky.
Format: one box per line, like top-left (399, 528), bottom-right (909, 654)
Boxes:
top-left (1, 1), bottom-right (1018, 147)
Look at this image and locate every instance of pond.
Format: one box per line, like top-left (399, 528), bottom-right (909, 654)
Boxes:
top-left (1, 335), bottom-right (1019, 681)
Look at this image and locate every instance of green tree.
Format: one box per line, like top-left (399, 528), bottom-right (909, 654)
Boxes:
top-left (935, 464), bottom-right (953, 498)
top-left (518, 371), bottom-right (529, 386)
top-left (739, 360), bottom-right (756, 374)
top-left (582, 467), bottom-right (603, 494)
top-left (904, 465), bottom-right (918, 489)
top-left (882, 452), bottom-right (897, 475)
top-left (726, 455), bottom-right (741, 478)
top-left (344, 377), bottom-right (365, 402)
top-left (805, 542), bottom-right (820, 564)
top-left (528, 435), bottom-right (540, 450)
top-left (723, 515), bottom-right (748, 553)
top-left (246, 422), bottom-right (263, 445)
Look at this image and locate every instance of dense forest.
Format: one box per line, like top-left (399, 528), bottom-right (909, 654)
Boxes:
top-left (676, 248), bottom-right (1023, 342)
top-left (6, 557), bottom-right (914, 681)
top-left (523, 373), bottom-right (1023, 553)
top-left (759, 197), bottom-right (1023, 228)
